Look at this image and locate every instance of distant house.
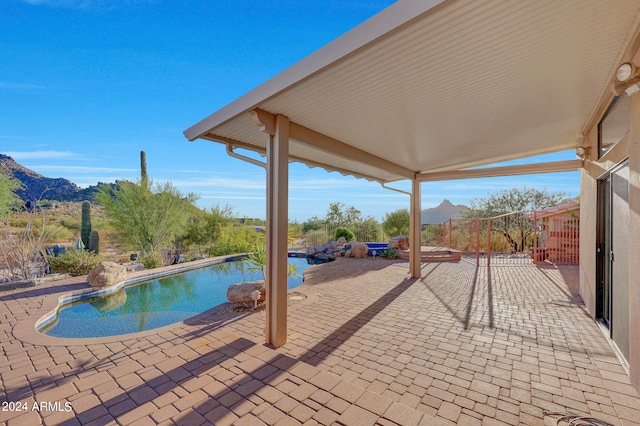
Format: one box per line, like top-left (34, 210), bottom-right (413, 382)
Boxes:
top-left (252, 226), bottom-right (266, 233)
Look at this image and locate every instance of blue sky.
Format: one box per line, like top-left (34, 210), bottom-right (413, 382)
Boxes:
top-left (1, 0), bottom-right (579, 222)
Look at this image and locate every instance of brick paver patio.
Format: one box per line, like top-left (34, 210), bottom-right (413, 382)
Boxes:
top-left (1, 257), bottom-right (640, 425)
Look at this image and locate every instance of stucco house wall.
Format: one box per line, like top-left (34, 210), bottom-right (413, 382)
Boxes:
top-left (580, 82), bottom-right (640, 389)
top-left (579, 170), bottom-right (597, 318)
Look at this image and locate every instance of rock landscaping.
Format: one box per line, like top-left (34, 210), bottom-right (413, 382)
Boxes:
top-left (87, 261), bottom-right (127, 288)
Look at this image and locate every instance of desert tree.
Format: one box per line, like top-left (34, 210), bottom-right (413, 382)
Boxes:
top-left (325, 202), bottom-right (362, 227)
top-left (183, 204), bottom-right (235, 252)
top-left (96, 179), bottom-right (199, 255)
top-left (382, 208), bottom-right (410, 237)
top-left (463, 187), bottom-right (568, 252)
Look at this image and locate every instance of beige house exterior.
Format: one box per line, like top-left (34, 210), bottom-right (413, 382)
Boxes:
top-left (580, 80), bottom-right (640, 389)
top-left (531, 201), bottom-right (580, 264)
top-left (185, 0), bottom-right (640, 392)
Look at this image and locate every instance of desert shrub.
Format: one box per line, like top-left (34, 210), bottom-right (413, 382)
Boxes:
top-left (304, 228), bottom-right (329, 246)
top-left (59, 219), bottom-right (80, 231)
top-left (8, 217), bottom-right (30, 227)
top-left (49, 249), bottom-right (103, 276)
top-left (421, 224), bottom-right (441, 246)
top-left (208, 225), bottom-right (261, 256)
top-left (45, 224), bottom-right (74, 242)
top-left (334, 227), bottom-right (355, 242)
top-left (139, 252), bottom-right (164, 269)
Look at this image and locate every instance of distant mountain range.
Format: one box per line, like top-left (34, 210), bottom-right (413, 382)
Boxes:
top-left (421, 199), bottom-right (467, 224)
top-left (1, 153), bottom-right (467, 219)
top-left (0, 154), bottom-right (110, 203)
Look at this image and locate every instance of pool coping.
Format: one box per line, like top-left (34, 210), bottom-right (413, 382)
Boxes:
top-left (13, 255), bottom-right (318, 347)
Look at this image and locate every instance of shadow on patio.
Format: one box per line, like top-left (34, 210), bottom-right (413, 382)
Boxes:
top-left (2, 257), bottom-right (640, 425)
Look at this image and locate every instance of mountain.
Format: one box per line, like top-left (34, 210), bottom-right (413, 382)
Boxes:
top-left (421, 199), bottom-right (467, 224)
top-left (0, 154), bottom-right (108, 203)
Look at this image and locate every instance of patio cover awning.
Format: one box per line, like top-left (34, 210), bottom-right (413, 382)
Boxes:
top-left (184, 0), bottom-right (640, 182)
top-left (184, 0), bottom-right (640, 347)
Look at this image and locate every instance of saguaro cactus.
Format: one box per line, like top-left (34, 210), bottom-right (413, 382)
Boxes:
top-left (140, 150), bottom-right (148, 188)
top-left (81, 201), bottom-right (92, 248)
top-left (89, 229), bottom-right (100, 254)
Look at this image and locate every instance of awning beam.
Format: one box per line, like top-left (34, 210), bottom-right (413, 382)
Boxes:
top-left (417, 160), bottom-right (582, 182)
top-left (254, 109), bottom-right (416, 180)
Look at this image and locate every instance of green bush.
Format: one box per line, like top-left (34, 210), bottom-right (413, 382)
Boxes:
top-left (59, 219), bottom-right (80, 231)
top-left (139, 252), bottom-right (164, 269)
top-left (208, 225), bottom-right (261, 256)
top-left (334, 227), bottom-right (355, 242)
top-left (44, 224), bottom-right (74, 242)
top-left (382, 209), bottom-right (410, 237)
top-left (379, 248), bottom-right (398, 259)
top-left (49, 249), bottom-right (103, 276)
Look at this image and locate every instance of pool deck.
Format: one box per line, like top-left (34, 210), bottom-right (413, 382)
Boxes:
top-left (1, 257), bottom-right (640, 425)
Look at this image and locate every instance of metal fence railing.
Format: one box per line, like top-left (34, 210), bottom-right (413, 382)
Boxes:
top-left (435, 209), bottom-right (579, 266)
top-left (297, 224), bottom-right (388, 251)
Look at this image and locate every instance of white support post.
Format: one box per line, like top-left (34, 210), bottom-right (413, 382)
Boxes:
top-left (265, 114), bottom-right (290, 347)
top-left (410, 178), bottom-right (421, 278)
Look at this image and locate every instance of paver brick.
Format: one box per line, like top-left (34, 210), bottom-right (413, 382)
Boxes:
top-left (383, 402), bottom-right (423, 426)
top-left (258, 406), bottom-right (287, 424)
top-left (354, 390), bottom-right (393, 416)
top-left (3, 259), bottom-right (640, 426)
top-left (312, 407), bottom-right (340, 425)
top-left (331, 381), bottom-right (365, 403)
top-left (337, 404), bottom-right (379, 426)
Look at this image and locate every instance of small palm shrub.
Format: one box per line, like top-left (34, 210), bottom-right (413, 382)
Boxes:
top-left (246, 244), bottom-right (299, 280)
top-left (49, 249), bottom-right (103, 276)
top-left (334, 227), bottom-right (355, 242)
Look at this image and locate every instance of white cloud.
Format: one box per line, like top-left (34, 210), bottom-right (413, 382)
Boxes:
top-left (19, 0), bottom-right (156, 9)
top-left (5, 151), bottom-right (81, 160)
top-left (169, 177), bottom-right (265, 190)
top-left (21, 164), bottom-right (137, 174)
top-left (0, 82), bottom-right (50, 92)
top-left (199, 195), bottom-right (265, 201)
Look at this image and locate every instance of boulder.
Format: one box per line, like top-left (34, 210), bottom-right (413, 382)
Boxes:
top-left (227, 280), bottom-right (266, 304)
top-left (348, 242), bottom-right (369, 258)
top-left (126, 264), bottom-right (145, 272)
top-left (87, 261), bottom-right (127, 288)
top-left (314, 253), bottom-right (335, 262)
top-left (336, 236), bottom-right (347, 246)
top-left (388, 235), bottom-right (410, 250)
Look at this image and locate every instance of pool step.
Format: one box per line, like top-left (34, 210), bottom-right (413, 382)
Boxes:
top-left (397, 249), bottom-right (461, 262)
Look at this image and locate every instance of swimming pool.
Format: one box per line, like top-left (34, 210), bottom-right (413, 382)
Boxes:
top-left (39, 258), bottom-right (311, 338)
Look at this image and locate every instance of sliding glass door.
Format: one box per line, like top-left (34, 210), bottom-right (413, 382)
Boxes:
top-left (598, 159), bottom-right (630, 361)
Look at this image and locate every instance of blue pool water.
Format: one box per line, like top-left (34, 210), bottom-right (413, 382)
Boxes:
top-left (40, 258), bottom-right (311, 338)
